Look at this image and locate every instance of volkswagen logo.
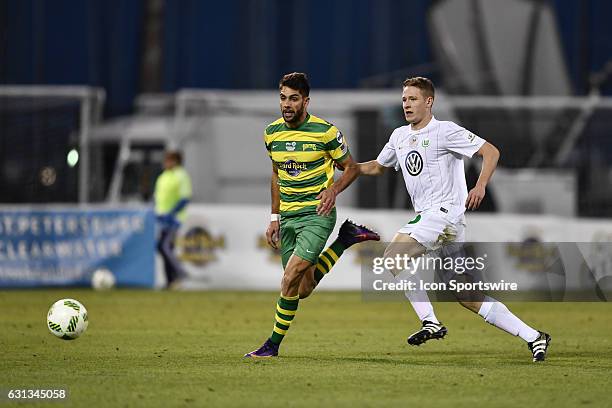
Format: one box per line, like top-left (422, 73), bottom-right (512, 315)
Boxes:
top-left (405, 150), bottom-right (423, 176)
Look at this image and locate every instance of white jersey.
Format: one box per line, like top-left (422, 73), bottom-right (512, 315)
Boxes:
top-left (376, 116), bottom-right (485, 213)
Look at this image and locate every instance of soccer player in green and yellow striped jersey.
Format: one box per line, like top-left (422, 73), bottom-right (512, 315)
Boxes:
top-left (245, 73), bottom-right (380, 358)
top-left (265, 112), bottom-right (348, 216)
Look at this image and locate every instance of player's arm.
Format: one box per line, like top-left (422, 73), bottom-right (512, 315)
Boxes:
top-left (317, 155), bottom-right (390, 215)
top-left (267, 163), bottom-right (281, 249)
top-left (359, 133), bottom-right (397, 177)
top-left (316, 154), bottom-right (359, 216)
top-left (317, 133), bottom-right (395, 214)
top-left (318, 153), bottom-right (358, 207)
top-left (358, 160), bottom-right (387, 176)
top-left (466, 141), bottom-right (500, 210)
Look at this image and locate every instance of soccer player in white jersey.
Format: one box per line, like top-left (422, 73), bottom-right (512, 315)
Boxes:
top-left (357, 77), bottom-right (551, 362)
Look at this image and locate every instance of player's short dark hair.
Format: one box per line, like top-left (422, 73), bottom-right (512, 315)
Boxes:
top-left (279, 72), bottom-right (310, 97)
top-left (165, 150), bottom-right (182, 165)
top-left (403, 76), bottom-right (435, 99)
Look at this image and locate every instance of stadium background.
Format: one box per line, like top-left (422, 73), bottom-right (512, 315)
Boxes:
top-left (1, 0), bottom-right (611, 289)
top-left (1, 1), bottom-right (612, 406)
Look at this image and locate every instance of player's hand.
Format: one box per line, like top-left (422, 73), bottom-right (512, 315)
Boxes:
top-left (466, 184), bottom-right (486, 210)
top-left (316, 189), bottom-right (336, 216)
top-left (266, 221), bottom-right (280, 249)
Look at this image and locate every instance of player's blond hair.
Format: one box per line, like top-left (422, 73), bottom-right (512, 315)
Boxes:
top-left (403, 77), bottom-right (435, 100)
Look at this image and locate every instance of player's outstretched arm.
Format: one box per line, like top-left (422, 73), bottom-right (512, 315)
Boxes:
top-left (466, 141), bottom-right (500, 210)
top-left (358, 160), bottom-right (387, 176)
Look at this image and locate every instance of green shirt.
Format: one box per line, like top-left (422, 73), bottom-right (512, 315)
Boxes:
top-left (154, 166), bottom-right (192, 222)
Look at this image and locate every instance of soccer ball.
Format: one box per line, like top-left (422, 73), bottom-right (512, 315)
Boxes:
top-left (47, 299), bottom-right (89, 340)
top-left (91, 268), bottom-right (116, 290)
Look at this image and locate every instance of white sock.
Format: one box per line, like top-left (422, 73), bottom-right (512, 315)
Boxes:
top-left (395, 269), bottom-right (440, 324)
top-left (395, 269), bottom-right (440, 323)
top-left (405, 288), bottom-right (440, 323)
top-left (478, 296), bottom-right (539, 342)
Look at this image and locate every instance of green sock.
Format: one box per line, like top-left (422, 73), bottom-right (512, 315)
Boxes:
top-left (314, 240), bottom-right (346, 283)
top-left (269, 293), bottom-right (299, 345)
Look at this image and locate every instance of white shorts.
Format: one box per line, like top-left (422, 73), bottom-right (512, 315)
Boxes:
top-left (398, 206), bottom-right (466, 252)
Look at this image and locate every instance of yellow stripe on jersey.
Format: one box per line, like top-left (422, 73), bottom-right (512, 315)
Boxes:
top-left (279, 200), bottom-right (322, 213)
top-left (264, 114), bottom-right (350, 215)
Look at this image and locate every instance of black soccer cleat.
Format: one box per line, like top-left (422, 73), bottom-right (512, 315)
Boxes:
top-left (407, 320), bottom-right (448, 346)
top-left (337, 219), bottom-right (380, 248)
top-left (527, 331), bottom-right (551, 362)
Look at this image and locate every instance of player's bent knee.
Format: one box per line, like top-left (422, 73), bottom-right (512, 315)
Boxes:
top-left (299, 289), bottom-right (312, 299)
top-left (297, 279), bottom-right (315, 299)
top-left (383, 244), bottom-right (425, 277)
top-left (282, 262), bottom-right (312, 291)
top-left (281, 272), bottom-right (302, 288)
top-left (284, 263), bottom-right (309, 279)
top-left (298, 272), bottom-right (316, 299)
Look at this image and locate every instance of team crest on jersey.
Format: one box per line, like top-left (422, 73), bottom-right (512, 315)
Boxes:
top-left (286, 141), bottom-right (297, 151)
top-left (405, 150), bottom-right (423, 176)
top-left (422, 139), bottom-right (430, 148)
top-left (282, 160), bottom-right (307, 176)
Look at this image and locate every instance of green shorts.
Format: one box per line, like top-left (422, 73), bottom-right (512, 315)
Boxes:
top-left (280, 208), bottom-right (337, 269)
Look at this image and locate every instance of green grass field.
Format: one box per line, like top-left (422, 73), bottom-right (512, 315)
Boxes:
top-left (1, 290), bottom-right (611, 407)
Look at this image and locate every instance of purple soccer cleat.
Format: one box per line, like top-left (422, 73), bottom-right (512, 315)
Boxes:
top-left (244, 339), bottom-right (279, 358)
top-left (338, 219), bottom-right (380, 248)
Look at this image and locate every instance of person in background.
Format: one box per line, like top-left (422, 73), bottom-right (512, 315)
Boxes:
top-left (154, 150), bottom-right (192, 289)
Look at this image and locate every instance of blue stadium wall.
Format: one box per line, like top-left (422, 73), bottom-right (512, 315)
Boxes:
top-left (1, 0), bottom-right (611, 116)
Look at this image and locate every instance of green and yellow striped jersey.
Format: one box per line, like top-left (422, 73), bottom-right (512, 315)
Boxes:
top-left (264, 113), bottom-right (350, 217)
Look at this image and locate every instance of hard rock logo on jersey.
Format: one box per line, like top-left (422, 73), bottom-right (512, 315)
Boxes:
top-left (406, 151), bottom-right (423, 176)
top-left (281, 160), bottom-right (307, 176)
